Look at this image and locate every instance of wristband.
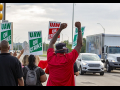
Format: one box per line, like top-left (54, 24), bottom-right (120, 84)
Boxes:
top-left (78, 30), bottom-right (81, 32)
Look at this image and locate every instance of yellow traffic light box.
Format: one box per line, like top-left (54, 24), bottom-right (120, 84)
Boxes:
top-left (0, 4), bottom-right (3, 20)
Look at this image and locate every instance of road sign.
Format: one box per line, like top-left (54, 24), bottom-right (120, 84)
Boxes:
top-left (28, 31), bottom-right (43, 55)
top-left (48, 21), bottom-right (61, 41)
top-left (72, 26), bottom-right (85, 49)
top-left (1, 22), bottom-right (13, 50)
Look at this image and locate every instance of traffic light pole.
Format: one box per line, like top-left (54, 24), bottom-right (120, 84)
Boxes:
top-left (2, 3), bottom-right (6, 23)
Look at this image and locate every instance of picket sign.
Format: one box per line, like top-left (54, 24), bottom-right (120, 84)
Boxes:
top-left (22, 41), bottom-right (30, 55)
top-left (28, 31), bottom-right (43, 55)
top-left (1, 22), bottom-right (13, 50)
top-left (72, 27), bottom-right (85, 49)
top-left (48, 21), bottom-right (61, 41)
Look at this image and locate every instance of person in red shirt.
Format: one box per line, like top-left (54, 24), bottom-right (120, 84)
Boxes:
top-left (46, 22), bottom-right (82, 86)
top-left (38, 60), bottom-right (48, 69)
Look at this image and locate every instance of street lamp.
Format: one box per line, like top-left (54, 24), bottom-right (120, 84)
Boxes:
top-left (97, 23), bottom-right (105, 34)
top-left (65, 34), bottom-right (69, 43)
top-left (72, 3), bottom-right (74, 44)
top-left (60, 33), bottom-right (63, 42)
top-left (15, 36), bottom-right (20, 50)
top-left (17, 38), bottom-right (21, 51)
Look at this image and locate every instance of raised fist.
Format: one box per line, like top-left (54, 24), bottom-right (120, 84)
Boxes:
top-left (59, 23), bottom-right (67, 30)
top-left (13, 51), bottom-right (17, 57)
top-left (75, 22), bottom-right (81, 28)
top-left (20, 49), bottom-right (24, 55)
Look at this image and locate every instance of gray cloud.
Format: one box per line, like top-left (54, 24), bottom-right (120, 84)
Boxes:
top-left (4, 3), bottom-right (120, 43)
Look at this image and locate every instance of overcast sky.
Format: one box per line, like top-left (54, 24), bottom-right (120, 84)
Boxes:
top-left (4, 3), bottom-right (120, 44)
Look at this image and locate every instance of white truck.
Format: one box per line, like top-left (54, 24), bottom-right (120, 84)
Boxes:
top-left (86, 33), bottom-right (120, 72)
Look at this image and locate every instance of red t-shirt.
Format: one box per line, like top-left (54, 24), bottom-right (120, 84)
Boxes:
top-left (38, 60), bottom-right (48, 69)
top-left (46, 48), bottom-right (78, 86)
top-left (45, 65), bottom-right (49, 74)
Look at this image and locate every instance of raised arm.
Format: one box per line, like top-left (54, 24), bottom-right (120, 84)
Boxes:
top-left (48, 23), bottom-right (67, 49)
top-left (13, 51), bottom-right (17, 57)
top-left (74, 22), bottom-right (83, 54)
top-left (17, 49), bottom-right (24, 60)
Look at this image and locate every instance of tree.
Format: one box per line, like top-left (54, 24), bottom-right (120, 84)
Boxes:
top-left (13, 45), bottom-right (23, 50)
top-left (80, 38), bottom-right (86, 53)
top-left (64, 40), bottom-right (72, 52)
top-left (44, 38), bottom-right (86, 53)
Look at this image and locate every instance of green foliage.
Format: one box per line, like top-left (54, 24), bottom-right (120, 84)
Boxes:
top-left (63, 40), bottom-right (72, 52)
top-left (39, 54), bottom-right (47, 57)
top-left (42, 38), bottom-right (86, 54)
top-left (80, 38), bottom-right (86, 53)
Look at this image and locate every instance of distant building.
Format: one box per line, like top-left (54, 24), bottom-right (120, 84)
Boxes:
top-left (13, 42), bottom-right (23, 50)
top-left (13, 42), bottom-right (22, 47)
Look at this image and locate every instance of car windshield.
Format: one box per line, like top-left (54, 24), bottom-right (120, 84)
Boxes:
top-left (82, 54), bottom-right (101, 61)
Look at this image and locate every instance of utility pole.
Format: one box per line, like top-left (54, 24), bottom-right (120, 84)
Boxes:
top-left (72, 3), bottom-right (74, 44)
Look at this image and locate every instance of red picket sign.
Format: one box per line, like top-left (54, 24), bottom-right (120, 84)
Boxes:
top-left (48, 21), bottom-right (61, 41)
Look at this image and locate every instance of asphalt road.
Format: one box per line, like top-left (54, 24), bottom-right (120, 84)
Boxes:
top-left (75, 70), bottom-right (120, 86)
top-left (42, 70), bottom-right (120, 86)
top-left (19, 54), bottom-right (120, 86)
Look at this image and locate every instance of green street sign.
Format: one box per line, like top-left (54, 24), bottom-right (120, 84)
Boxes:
top-left (28, 31), bottom-right (43, 55)
top-left (1, 22), bottom-right (13, 50)
top-left (72, 26), bottom-right (85, 49)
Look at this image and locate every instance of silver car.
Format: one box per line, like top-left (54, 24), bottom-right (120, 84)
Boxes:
top-left (76, 53), bottom-right (104, 75)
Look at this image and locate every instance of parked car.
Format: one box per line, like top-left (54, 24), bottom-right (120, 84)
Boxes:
top-left (76, 53), bottom-right (104, 75)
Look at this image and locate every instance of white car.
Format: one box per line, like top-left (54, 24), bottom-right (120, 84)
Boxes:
top-left (76, 53), bottom-right (104, 75)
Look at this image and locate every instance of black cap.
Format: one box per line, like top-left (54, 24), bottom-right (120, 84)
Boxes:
top-left (55, 43), bottom-right (68, 53)
top-left (56, 43), bottom-right (66, 50)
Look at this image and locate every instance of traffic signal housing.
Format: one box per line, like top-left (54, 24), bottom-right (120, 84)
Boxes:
top-left (0, 4), bottom-right (3, 20)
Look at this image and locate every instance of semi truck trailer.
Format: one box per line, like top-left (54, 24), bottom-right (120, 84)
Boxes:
top-left (86, 33), bottom-right (120, 72)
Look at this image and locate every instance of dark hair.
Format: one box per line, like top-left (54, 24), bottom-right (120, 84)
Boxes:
top-left (28, 55), bottom-right (36, 70)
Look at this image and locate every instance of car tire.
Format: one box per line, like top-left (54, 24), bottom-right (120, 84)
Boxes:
top-left (100, 72), bottom-right (104, 76)
top-left (79, 66), bottom-right (84, 75)
top-left (106, 62), bottom-right (111, 72)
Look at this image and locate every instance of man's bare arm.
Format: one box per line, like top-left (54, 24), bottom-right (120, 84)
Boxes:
top-left (48, 23), bottom-right (67, 49)
top-left (74, 22), bottom-right (83, 54)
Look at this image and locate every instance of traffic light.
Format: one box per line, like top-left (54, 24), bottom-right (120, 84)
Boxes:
top-left (0, 4), bottom-right (3, 20)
